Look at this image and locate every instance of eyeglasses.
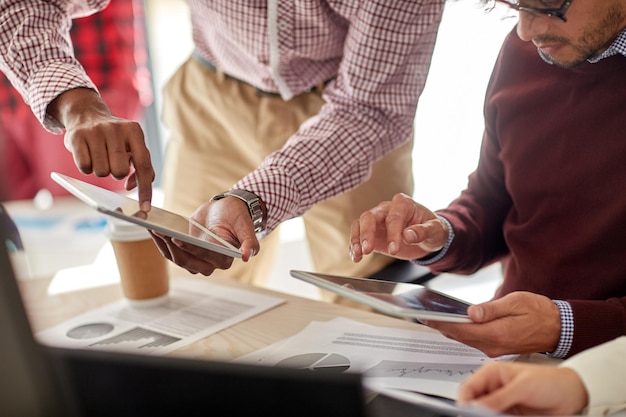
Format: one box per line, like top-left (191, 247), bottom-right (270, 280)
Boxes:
top-left (494, 0), bottom-right (573, 22)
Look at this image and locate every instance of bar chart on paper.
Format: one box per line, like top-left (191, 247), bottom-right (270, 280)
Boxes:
top-left (88, 327), bottom-right (180, 350)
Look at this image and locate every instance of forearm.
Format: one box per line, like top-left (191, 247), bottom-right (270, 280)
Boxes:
top-left (0, 0), bottom-right (106, 131)
top-left (234, 109), bottom-right (406, 233)
top-left (47, 87), bottom-right (110, 129)
top-left (235, 0), bottom-right (444, 233)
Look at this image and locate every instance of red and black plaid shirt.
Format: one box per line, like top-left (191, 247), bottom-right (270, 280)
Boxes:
top-left (0, 0), bottom-right (149, 115)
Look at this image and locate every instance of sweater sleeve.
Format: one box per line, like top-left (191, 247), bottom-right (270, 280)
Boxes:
top-left (565, 298), bottom-right (626, 357)
top-left (429, 133), bottom-right (512, 274)
top-left (425, 70), bottom-right (513, 275)
top-left (423, 33), bottom-right (517, 275)
top-left (559, 336), bottom-right (626, 416)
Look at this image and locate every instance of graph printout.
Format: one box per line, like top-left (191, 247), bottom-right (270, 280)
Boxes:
top-left (236, 317), bottom-right (517, 400)
top-left (36, 278), bottom-right (284, 355)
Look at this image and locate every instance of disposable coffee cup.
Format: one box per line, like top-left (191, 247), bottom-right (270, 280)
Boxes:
top-left (105, 217), bottom-right (169, 307)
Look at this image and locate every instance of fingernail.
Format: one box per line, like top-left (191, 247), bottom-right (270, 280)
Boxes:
top-left (405, 228), bottom-right (417, 243)
top-left (472, 306), bottom-right (484, 321)
top-left (362, 240), bottom-right (370, 252)
top-left (388, 241), bottom-right (397, 253)
top-left (141, 201), bottom-right (151, 212)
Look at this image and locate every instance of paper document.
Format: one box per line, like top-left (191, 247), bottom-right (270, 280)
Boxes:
top-left (236, 317), bottom-right (516, 400)
top-left (37, 277), bottom-right (284, 355)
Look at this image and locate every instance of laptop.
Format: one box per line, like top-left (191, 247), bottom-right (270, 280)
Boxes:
top-left (0, 210), bottom-right (367, 417)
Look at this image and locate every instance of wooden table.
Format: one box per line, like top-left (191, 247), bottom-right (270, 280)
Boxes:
top-left (18, 266), bottom-right (556, 367)
top-left (18, 266), bottom-right (434, 362)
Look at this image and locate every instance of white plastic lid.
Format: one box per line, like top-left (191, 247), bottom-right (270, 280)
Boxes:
top-left (104, 217), bottom-right (150, 242)
top-left (126, 294), bottom-right (169, 308)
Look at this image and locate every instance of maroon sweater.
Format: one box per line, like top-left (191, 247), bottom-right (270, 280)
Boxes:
top-left (430, 30), bottom-right (626, 357)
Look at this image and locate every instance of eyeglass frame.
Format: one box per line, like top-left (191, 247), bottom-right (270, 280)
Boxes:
top-left (494, 0), bottom-right (573, 22)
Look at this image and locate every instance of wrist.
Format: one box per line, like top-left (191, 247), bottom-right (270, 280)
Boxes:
top-left (414, 215), bottom-right (455, 265)
top-left (47, 87), bottom-right (108, 128)
top-left (558, 367), bottom-right (588, 414)
top-left (211, 189), bottom-right (267, 234)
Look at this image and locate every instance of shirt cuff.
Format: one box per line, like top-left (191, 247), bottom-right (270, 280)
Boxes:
top-left (546, 300), bottom-right (574, 359)
top-left (413, 215), bottom-right (454, 266)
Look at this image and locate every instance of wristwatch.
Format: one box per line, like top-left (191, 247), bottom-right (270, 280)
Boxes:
top-left (210, 189), bottom-right (266, 234)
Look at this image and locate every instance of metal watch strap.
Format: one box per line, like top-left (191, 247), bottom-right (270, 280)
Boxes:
top-left (211, 190), bottom-right (265, 234)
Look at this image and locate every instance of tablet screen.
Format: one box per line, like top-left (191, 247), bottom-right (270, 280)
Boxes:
top-left (51, 172), bottom-right (242, 258)
top-left (290, 270), bottom-right (471, 322)
top-left (366, 286), bottom-right (468, 316)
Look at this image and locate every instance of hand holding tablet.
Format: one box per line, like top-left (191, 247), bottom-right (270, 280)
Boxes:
top-left (51, 172), bottom-right (242, 258)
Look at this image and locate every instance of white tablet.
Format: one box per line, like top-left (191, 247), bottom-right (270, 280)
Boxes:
top-left (51, 172), bottom-right (242, 258)
top-left (290, 270), bottom-right (472, 322)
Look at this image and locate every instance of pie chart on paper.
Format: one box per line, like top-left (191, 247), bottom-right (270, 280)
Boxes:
top-left (66, 322), bottom-right (115, 339)
top-left (276, 353), bottom-right (351, 372)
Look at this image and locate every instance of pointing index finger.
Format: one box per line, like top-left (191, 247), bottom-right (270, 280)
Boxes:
top-left (126, 139), bottom-right (155, 211)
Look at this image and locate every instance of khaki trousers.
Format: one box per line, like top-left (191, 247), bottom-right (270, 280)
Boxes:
top-left (161, 56), bottom-right (414, 303)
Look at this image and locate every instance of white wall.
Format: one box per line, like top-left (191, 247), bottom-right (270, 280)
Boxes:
top-left (412, 2), bottom-right (516, 210)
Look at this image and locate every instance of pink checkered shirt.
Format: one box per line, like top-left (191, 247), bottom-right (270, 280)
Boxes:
top-left (0, 0), bottom-right (444, 232)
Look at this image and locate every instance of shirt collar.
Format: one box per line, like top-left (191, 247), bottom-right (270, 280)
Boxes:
top-left (587, 29), bottom-right (626, 63)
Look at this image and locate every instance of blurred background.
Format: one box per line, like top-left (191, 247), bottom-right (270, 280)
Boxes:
top-left (7, 0), bottom-right (517, 302)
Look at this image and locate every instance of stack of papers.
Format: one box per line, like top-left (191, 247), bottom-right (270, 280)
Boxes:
top-left (235, 317), bottom-right (516, 400)
top-left (36, 278), bottom-right (285, 355)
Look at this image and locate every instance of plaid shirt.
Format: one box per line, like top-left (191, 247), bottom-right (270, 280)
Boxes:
top-left (0, 0), bottom-right (148, 124)
top-left (0, 0), bottom-right (444, 232)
